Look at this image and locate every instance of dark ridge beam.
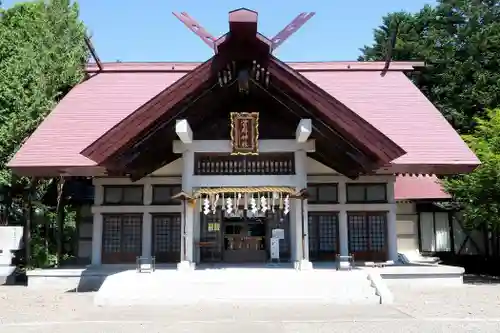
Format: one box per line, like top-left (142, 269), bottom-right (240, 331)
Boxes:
top-left (104, 80), bottom-right (220, 169)
top-left (81, 58), bottom-right (214, 164)
top-left (268, 78), bottom-right (387, 169)
top-left (123, 132), bottom-right (178, 181)
top-left (253, 79), bottom-right (375, 174)
top-left (268, 57), bottom-right (406, 162)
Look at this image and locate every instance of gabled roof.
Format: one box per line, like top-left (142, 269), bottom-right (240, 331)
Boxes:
top-left (75, 12), bottom-right (409, 180)
top-left (8, 61), bottom-right (479, 176)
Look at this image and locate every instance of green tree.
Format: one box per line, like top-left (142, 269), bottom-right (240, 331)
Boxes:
top-left (443, 109), bottom-right (500, 254)
top-left (0, 0), bottom-right (88, 185)
top-left (0, 0), bottom-right (89, 267)
top-left (359, 0), bottom-right (500, 133)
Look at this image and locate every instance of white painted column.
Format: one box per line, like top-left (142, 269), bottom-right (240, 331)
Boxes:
top-left (289, 204), bottom-right (297, 262)
top-left (338, 180), bottom-right (350, 267)
top-left (142, 183), bottom-right (153, 259)
top-left (294, 149), bottom-right (312, 270)
top-left (386, 178), bottom-right (399, 262)
top-left (178, 149), bottom-right (196, 271)
top-left (91, 213), bottom-right (103, 265)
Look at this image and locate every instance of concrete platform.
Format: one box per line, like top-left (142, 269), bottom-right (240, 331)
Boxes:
top-left (23, 262), bottom-right (465, 304)
top-left (364, 263), bottom-right (465, 288)
top-left (94, 265), bottom-right (380, 306)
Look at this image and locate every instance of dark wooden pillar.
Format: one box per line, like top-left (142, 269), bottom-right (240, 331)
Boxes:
top-left (448, 211), bottom-right (455, 254)
top-left (55, 177), bottom-right (66, 266)
top-left (23, 178), bottom-right (36, 268)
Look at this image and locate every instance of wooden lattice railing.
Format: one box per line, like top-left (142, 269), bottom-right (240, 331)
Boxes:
top-left (194, 153), bottom-right (295, 175)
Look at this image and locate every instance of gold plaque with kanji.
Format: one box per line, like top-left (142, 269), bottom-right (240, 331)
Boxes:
top-left (230, 112), bottom-right (259, 155)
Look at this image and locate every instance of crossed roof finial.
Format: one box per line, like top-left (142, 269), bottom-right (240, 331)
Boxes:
top-left (172, 9), bottom-right (315, 53)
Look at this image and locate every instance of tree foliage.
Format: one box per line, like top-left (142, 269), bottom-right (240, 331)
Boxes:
top-left (359, 0), bottom-right (500, 134)
top-left (0, 0), bottom-right (88, 185)
top-left (361, 1), bottom-right (500, 235)
top-left (0, 0), bottom-right (88, 267)
top-left (443, 109), bottom-right (500, 231)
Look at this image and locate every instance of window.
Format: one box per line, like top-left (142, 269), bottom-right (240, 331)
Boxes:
top-left (152, 214), bottom-right (181, 262)
top-left (152, 185), bottom-right (182, 205)
top-left (308, 212), bottom-right (339, 260)
top-left (307, 184), bottom-right (338, 204)
top-left (347, 212), bottom-right (387, 261)
top-left (346, 183), bottom-right (387, 203)
top-left (101, 214), bottom-right (142, 264)
top-left (103, 186), bottom-right (143, 205)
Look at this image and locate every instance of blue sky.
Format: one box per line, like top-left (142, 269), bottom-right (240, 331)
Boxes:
top-left (3, 0), bottom-right (436, 62)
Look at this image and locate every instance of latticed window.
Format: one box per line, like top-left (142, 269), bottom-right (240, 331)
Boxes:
top-left (153, 214), bottom-right (181, 254)
top-left (347, 212), bottom-right (387, 253)
top-left (308, 212), bottom-right (339, 260)
top-left (368, 214), bottom-right (386, 251)
top-left (102, 215), bottom-right (122, 253)
top-left (102, 214), bottom-right (142, 262)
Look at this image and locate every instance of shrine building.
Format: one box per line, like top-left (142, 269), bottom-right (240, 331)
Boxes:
top-left (7, 9), bottom-right (479, 270)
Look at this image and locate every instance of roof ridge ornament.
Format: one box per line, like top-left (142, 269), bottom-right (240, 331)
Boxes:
top-left (172, 10), bottom-right (315, 54)
top-left (270, 12), bottom-right (315, 51)
top-left (172, 12), bottom-right (217, 51)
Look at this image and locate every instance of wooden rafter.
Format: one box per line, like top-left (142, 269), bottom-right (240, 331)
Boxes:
top-left (271, 12), bottom-right (315, 51)
top-left (172, 12), bottom-right (217, 50)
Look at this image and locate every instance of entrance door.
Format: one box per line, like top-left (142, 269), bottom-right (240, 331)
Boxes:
top-left (152, 214), bottom-right (181, 263)
top-left (308, 212), bottom-right (339, 261)
top-left (199, 211), bottom-right (223, 262)
top-left (347, 212), bottom-right (387, 261)
top-left (102, 214), bottom-right (142, 264)
top-left (223, 216), bottom-right (267, 263)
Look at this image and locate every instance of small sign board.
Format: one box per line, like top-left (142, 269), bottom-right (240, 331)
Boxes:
top-left (272, 228), bottom-right (285, 240)
top-left (230, 112), bottom-right (259, 155)
top-left (270, 237), bottom-right (280, 260)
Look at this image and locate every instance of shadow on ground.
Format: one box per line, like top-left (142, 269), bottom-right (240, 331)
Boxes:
top-left (463, 274), bottom-right (500, 285)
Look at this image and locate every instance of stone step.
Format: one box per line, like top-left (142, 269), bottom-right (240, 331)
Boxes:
top-left (95, 269), bottom-right (380, 306)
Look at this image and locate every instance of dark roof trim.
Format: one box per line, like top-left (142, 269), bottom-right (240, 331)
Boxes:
top-left (268, 56), bottom-right (406, 166)
top-left (80, 58), bottom-right (214, 164)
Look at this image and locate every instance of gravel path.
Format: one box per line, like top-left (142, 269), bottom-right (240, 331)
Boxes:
top-left (1, 283), bottom-right (500, 332)
top-left (391, 283), bottom-right (500, 319)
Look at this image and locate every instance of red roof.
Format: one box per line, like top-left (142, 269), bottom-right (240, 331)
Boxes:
top-left (8, 61), bottom-right (479, 174)
top-left (394, 175), bottom-right (450, 200)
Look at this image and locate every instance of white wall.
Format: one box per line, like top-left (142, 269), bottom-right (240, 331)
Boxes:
top-left (396, 202), bottom-right (419, 253)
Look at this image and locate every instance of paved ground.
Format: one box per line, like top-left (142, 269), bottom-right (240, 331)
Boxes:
top-left (1, 280), bottom-right (500, 332)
